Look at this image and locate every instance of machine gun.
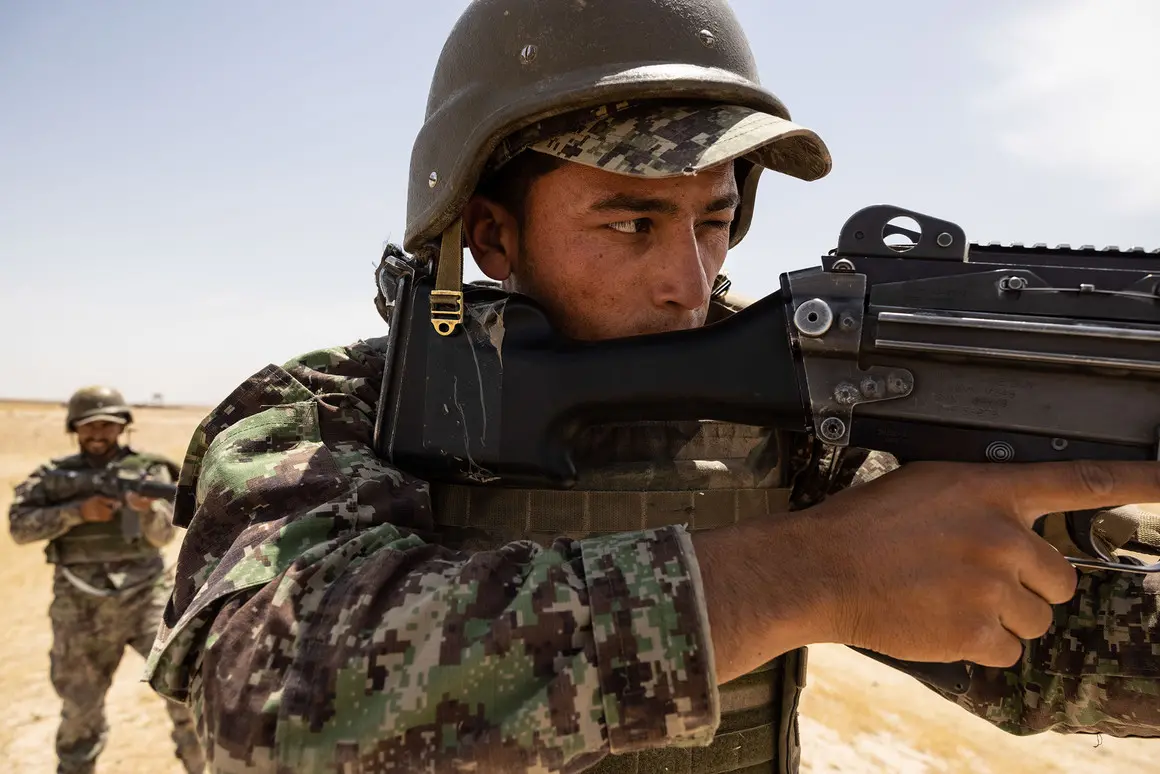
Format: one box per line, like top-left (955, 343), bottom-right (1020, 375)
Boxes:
top-left (371, 204), bottom-right (1160, 693)
top-left (41, 468), bottom-right (178, 542)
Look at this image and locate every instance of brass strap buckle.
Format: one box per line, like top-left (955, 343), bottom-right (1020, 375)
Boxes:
top-left (429, 219), bottom-right (465, 336)
top-left (429, 289), bottom-right (464, 336)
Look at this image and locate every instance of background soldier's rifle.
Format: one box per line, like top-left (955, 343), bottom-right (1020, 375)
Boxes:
top-left (42, 468), bottom-right (177, 542)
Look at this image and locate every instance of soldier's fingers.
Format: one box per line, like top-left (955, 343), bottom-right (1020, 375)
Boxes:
top-left (125, 493), bottom-right (153, 512)
top-left (1018, 534), bottom-right (1078, 606)
top-left (964, 626), bottom-right (1025, 669)
top-left (1000, 586), bottom-right (1056, 642)
top-left (997, 461), bottom-right (1160, 526)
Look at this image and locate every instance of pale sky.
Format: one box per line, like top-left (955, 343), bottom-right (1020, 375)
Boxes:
top-left (1, 0), bottom-right (1157, 405)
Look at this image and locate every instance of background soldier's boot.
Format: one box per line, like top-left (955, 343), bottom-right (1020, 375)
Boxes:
top-left (57, 757), bottom-right (97, 774)
top-left (55, 721), bottom-right (105, 774)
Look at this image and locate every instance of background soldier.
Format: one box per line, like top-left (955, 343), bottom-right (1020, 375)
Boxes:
top-left (9, 386), bottom-right (205, 774)
top-left (146, 1), bottom-right (1160, 772)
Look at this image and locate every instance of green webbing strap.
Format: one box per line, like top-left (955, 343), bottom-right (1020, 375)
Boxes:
top-left (46, 522), bottom-right (160, 565)
top-left (1094, 505), bottom-right (1160, 566)
top-left (1106, 505), bottom-right (1160, 550)
top-left (1138, 509), bottom-right (1160, 549)
top-left (586, 664), bottom-right (785, 773)
top-left (430, 486), bottom-right (793, 536)
top-left (584, 722), bottom-right (776, 774)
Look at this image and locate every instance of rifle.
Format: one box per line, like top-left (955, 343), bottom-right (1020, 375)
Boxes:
top-left (41, 468), bottom-right (178, 542)
top-left (371, 204), bottom-right (1160, 693)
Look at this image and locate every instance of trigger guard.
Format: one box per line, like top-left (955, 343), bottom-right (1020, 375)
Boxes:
top-left (1065, 509), bottom-right (1118, 563)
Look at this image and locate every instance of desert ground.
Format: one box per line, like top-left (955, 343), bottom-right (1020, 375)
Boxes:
top-left (0, 399), bottom-right (1154, 772)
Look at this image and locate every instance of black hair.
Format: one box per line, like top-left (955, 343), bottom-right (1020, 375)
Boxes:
top-left (473, 150), bottom-right (565, 227)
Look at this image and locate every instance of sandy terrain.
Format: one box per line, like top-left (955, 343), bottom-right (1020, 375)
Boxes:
top-left (0, 400), bottom-right (1154, 772)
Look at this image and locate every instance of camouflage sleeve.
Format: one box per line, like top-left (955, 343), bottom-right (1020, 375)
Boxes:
top-left (7, 466), bottom-right (85, 545)
top-left (850, 451), bottom-right (1160, 736)
top-left (138, 461), bottom-right (178, 548)
top-left (144, 339), bottom-right (719, 773)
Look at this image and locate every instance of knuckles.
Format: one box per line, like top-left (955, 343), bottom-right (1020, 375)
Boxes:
top-left (1071, 460), bottom-right (1117, 499)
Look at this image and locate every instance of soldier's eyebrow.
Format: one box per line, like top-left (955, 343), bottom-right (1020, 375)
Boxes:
top-left (591, 193), bottom-right (679, 215)
top-left (706, 193), bottom-right (741, 212)
top-left (590, 191), bottom-right (740, 215)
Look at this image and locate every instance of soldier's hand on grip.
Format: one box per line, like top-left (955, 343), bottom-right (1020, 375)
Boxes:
top-left (811, 459), bottom-right (1160, 668)
top-left (124, 491), bottom-right (156, 513)
top-left (79, 495), bottom-right (119, 523)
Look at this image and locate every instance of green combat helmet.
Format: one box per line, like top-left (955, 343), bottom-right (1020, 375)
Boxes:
top-left (66, 385), bottom-right (133, 431)
top-left (405, 0), bottom-right (833, 257)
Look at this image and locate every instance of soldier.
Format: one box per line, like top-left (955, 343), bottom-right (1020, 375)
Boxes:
top-left (145, 1), bottom-right (1160, 772)
top-left (9, 386), bottom-right (205, 774)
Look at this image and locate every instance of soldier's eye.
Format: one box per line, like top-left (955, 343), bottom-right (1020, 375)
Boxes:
top-left (608, 218), bottom-right (651, 234)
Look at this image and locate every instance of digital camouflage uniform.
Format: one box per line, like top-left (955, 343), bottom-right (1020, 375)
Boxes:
top-left (145, 0), bottom-right (1159, 770)
top-left (10, 446), bottom-right (206, 774)
top-left (143, 317), bottom-right (1160, 773)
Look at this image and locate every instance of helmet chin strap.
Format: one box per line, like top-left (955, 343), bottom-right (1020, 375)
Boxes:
top-left (430, 218), bottom-right (465, 336)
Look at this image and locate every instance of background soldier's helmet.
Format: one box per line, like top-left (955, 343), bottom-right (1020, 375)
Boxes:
top-left (66, 385), bottom-right (134, 431)
top-left (405, 0), bottom-right (833, 255)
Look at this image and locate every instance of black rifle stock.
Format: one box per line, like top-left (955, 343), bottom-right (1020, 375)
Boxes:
top-left (372, 204), bottom-right (1160, 694)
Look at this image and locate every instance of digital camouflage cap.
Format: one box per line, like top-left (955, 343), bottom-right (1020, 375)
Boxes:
top-left (405, 0), bottom-right (832, 254)
top-left (493, 100), bottom-right (828, 182)
top-left (66, 385), bottom-right (133, 431)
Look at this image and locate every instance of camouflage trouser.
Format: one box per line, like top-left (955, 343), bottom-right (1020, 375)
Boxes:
top-left (49, 568), bottom-right (205, 774)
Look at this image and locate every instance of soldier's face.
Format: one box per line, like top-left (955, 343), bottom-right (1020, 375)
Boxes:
top-left (470, 160), bottom-right (737, 340)
top-left (75, 420), bottom-right (124, 457)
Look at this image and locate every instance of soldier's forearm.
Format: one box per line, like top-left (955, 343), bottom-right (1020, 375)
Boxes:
top-left (693, 514), bottom-right (838, 684)
top-left (8, 503), bottom-right (85, 544)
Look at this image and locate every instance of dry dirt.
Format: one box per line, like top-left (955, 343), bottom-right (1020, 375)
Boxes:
top-left (0, 400), bottom-right (1154, 772)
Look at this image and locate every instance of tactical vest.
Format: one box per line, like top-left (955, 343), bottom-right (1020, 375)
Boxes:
top-left (44, 450), bottom-right (171, 566)
top-left (431, 419), bottom-right (808, 774)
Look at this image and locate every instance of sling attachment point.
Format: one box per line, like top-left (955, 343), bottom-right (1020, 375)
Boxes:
top-left (430, 219), bottom-right (465, 336)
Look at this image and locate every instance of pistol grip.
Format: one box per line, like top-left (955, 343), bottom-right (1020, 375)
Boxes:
top-left (850, 647), bottom-right (971, 695)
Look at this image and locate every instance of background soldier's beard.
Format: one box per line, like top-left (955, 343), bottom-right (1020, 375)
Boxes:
top-left (82, 438), bottom-right (113, 456)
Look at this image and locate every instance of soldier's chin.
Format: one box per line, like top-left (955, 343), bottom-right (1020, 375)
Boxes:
top-left (578, 313), bottom-right (703, 341)
top-left (83, 441), bottom-right (110, 454)
top-left (628, 315), bottom-right (704, 338)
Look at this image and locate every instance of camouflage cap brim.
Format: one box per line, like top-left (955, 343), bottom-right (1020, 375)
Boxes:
top-left (73, 413), bottom-right (129, 426)
top-left (529, 102), bottom-right (832, 182)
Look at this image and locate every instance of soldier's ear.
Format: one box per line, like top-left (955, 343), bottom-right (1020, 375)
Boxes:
top-left (463, 195), bottom-right (519, 282)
